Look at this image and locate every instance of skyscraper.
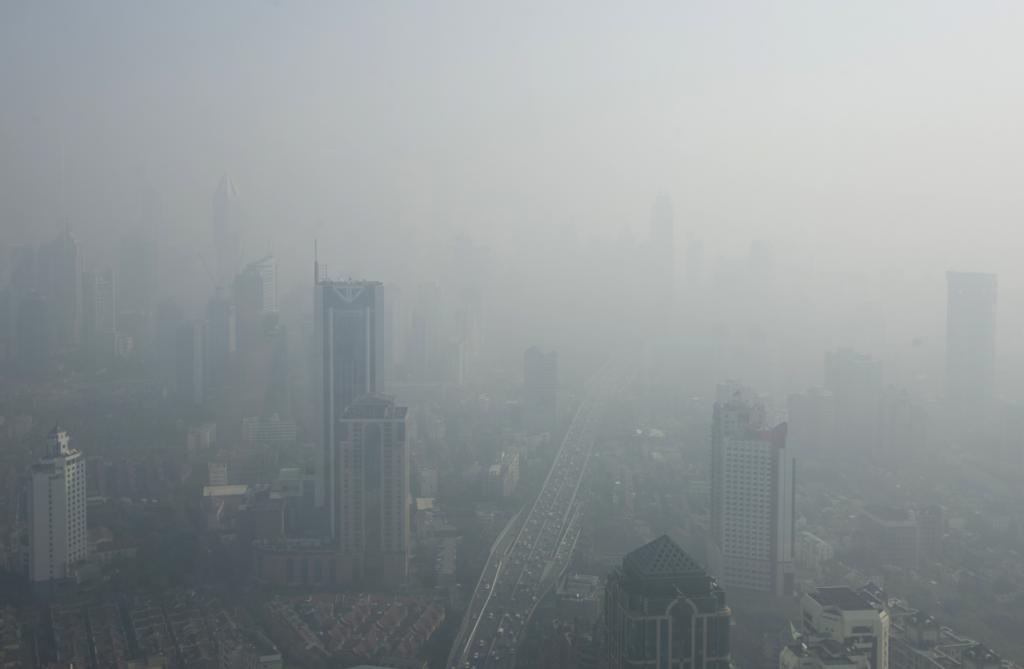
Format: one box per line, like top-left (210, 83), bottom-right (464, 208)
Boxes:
top-left (315, 276), bottom-right (381, 507)
top-left (204, 292), bottom-right (236, 393)
top-left (36, 227), bottom-right (82, 353)
top-left (213, 174), bottom-right (242, 288)
top-left (945, 271), bottom-right (997, 407)
top-left (176, 320), bottom-right (205, 405)
top-left (333, 395), bottom-right (409, 585)
top-left (825, 349), bottom-right (882, 453)
top-left (29, 426), bottom-right (87, 583)
top-left (605, 535), bottom-right (731, 669)
top-left (650, 193), bottom-right (675, 319)
top-left (710, 382), bottom-right (795, 596)
top-left (117, 228), bottom-right (158, 357)
top-left (83, 267), bottom-right (117, 361)
top-left (524, 346), bottom-right (558, 435)
top-left (234, 255), bottom-right (278, 356)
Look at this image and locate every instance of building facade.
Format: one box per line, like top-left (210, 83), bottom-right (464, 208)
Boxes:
top-left (29, 427), bottom-right (87, 583)
top-left (945, 272), bottom-right (997, 407)
top-left (800, 587), bottom-right (890, 669)
top-left (333, 395), bottom-right (409, 585)
top-left (710, 382), bottom-right (795, 596)
top-left (315, 277), bottom-right (381, 507)
top-left (605, 535), bottom-right (731, 669)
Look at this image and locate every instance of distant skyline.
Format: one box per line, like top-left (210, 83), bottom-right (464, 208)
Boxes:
top-left (5, 2), bottom-right (1024, 396)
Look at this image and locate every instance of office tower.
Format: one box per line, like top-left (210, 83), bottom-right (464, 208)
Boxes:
top-left (204, 292), bottom-right (236, 392)
top-left (650, 194), bottom-right (675, 315)
top-left (235, 255), bottom-right (278, 355)
top-left (83, 267), bottom-right (117, 361)
top-left (175, 320), bottom-right (205, 405)
top-left (404, 282), bottom-right (443, 383)
top-left (796, 587), bottom-right (890, 669)
top-left (916, 505), bottom-right (944, 562)
top-left (315, 277), bottom-right (380, 507)
top-left (15, 292), bottom-right (50, 374)
top-left (36, 227), bottom-right (82, 353)
top-left (524, 346), bottom-right (558, 435)
top-left (333, 395), bottom-right (409, 585)
top-left (710, 382), bottom-right (794, 596)
top-left (787, 387), bottom-right (835, 456)
top-left (213, 173), bottom-right (242, 288)
top-left (825, 349), bottom-right (882, 453)
top-left (945, 271), bottom-right (997, 406)
top-left (859, 505), bottom-right (919, 570)
top-left (878, 387), bottom-right (927, 461)
top-left (29, 426), bottom-right (87, 582)
top-left (154, 298), bottom-right (184, 385)
top-left (375, 284), bottom-right (399, 393)
top-left (605, 535), bottom-right (731, 669)
top-left (117, 229), bottom-right (158, 356)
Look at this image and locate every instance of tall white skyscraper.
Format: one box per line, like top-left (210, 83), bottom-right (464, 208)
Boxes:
top-left (710, 382), bottom-right (794, 596)
top-left (29, 426), bottom-right (87, 583)
top-left (333, 395), bottom-right (409, 585)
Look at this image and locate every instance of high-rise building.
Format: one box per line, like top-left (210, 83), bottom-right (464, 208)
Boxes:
top-left (116, 228), bottom-right (158, 356)
top-left (945, 272), bottom-right (997, 407)
top-left (650, 194), bottom-right (675, 321)
top-left (796, 587), bottom-right (890, 669)
top-left (710, 382), bottom-right (795, 596)
top-left (605, 534), bottom-right (731, 669)
top-left (524, 346), bottom-right (558, 435)
top-left (235, 255), bottom-right (278, 350)
top-left (36, 228), bottom-right (82, 353)
top-left (176, 320), bottom-right (205, 405)
top-left (332, 395), bottom-right (409, 585)
top-left (859, 505), bottom-right (919, 570)
top-left (204, 293), bottom-right (236, 393)
top-left (82, 267), bottom-right (117, 361)
top-left (213, 174), bottom-right (243, 288)
top-left (29, 426), bottom-right (87, 583)
top-left (315, 277), bottom-right (381, 507)
top-left (825, 349), bottom-right (882, 454)
top-left (787, 387), bottom-right (835, 456)
top-left (15, 292), bottom-right (50, 374)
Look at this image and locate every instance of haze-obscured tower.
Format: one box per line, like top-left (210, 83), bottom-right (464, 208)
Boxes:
top-left (650, 193), bottom-right (675, 315)
top-left (524, 346), bottom-right (558, 435)
top-left (945, 271), bottom-right (996, 407)
top-left (213, 174), bottom-right (242, 288)
top-left (605, 535), bottom-right (731, 669)
top-left (36, 227), bottom-right (82, 353)
top-left (825, 349), bottom-right (882, 454)
top-left (333, 395), bottom-right (409, 585)
top-left (315, 275), bottom-right (380, 507)
top-left (29, 426), bottom-right (87, 583)
top-left (710, 382), bottom-right (794, 596)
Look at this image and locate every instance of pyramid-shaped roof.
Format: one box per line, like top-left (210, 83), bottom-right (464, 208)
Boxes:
top-left (622, 534), bottom-right (703, 579)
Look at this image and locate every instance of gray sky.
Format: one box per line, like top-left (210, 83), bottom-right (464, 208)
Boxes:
top-left (3, 1), bottom-right (1024, 360)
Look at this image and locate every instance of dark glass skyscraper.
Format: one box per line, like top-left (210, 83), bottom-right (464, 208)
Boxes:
top-left (605, 535), bottom-right (731, 669)
top-left (315, 277), bottom-right (381, 507)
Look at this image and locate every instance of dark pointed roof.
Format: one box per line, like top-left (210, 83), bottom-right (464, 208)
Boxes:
top-left (623, 535), bottom-right (703, 578)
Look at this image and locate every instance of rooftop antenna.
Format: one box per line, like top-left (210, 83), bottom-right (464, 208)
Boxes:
top-left (314, 238), bottom-right (319, 284)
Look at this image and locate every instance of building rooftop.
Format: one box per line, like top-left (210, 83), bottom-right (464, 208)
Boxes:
top-left (809, 586), bottom-right (875, 612)
top-left (623, 534), bottom-right (704, 579)
top-left (202, 485), bottom-right (249, 497)
top-left (862, 505), bottom-right (916, 525)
